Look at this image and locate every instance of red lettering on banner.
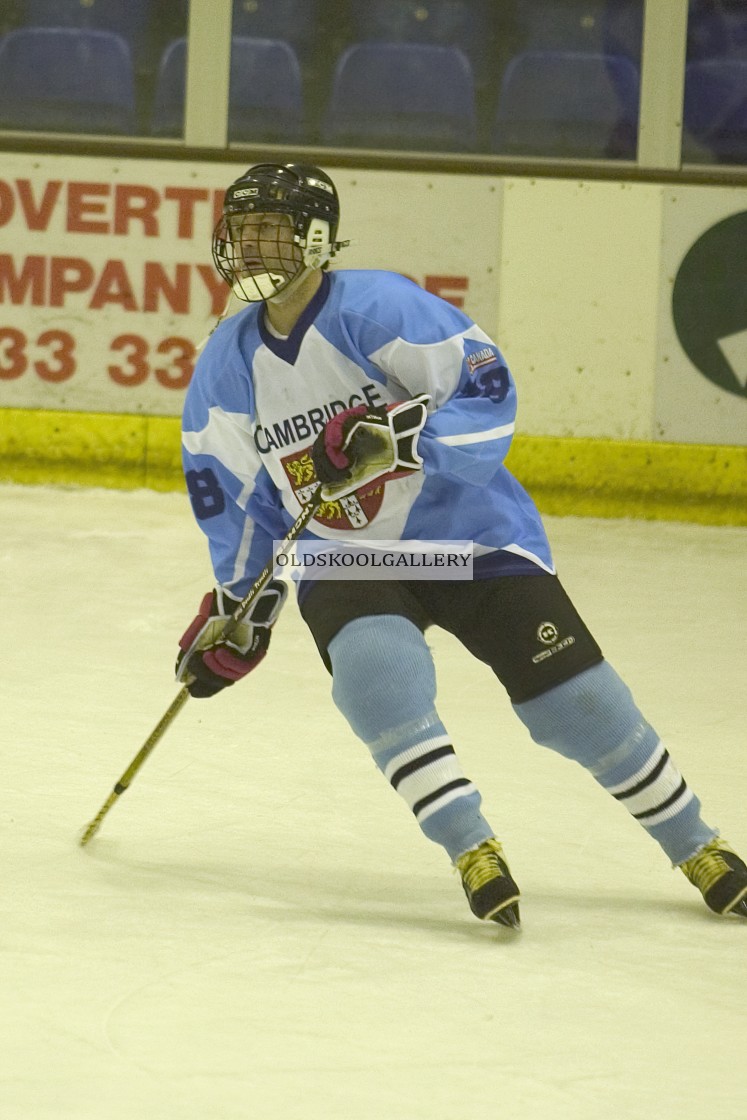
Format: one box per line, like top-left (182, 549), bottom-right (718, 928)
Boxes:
top-left (164, 187), bottom-right (209, 239)
top-left (0, 179), bottom-right (246, 242)
top-left (90, 260), bottom-right (138, 310)
top-left (143, 262), bottom-right (191, 313)
top-left (0, 327), bottom-right (79, 381)
top-left (67, 182), bottom-right (110, 233)
top-left (143, 262), bottom-right (192, 313)
top-left (109, 334), bottom-right (150, 385)
top-left (16, 179), bottom-right (63, 231)
top-left (0, 181), bottom-right (15, 226)
top-left (0, 327), bottom-right (28, 378)
top-left (213, 188), bottom-right (225, 230)
top-left (424, 275), bottom-right (468, 309)
top-left (154, 336), bottom-right (195, 389)
top-left (195, 263), bottom-right (228, 316)
top-left (0, 254), bottom-right (46, 304)
top-left (49, 257), bottom-right (95, 306)
top-left (113, 185), bottom-right (160, 236)
top-left (396, 273), bottom-right (469, 309)
top-left (34, 329), bottom-right (76, 382)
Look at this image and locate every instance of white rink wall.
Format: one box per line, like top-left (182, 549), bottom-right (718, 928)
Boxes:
top-left (498, 178), bottom-right (662, 441)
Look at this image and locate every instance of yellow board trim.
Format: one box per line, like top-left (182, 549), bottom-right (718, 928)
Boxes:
top-left (0, 407), bottom-right (745, 525)
top-left (505, 434), bottom-right (747, 526)
top-left (0, 407), bottom-right (182, 492)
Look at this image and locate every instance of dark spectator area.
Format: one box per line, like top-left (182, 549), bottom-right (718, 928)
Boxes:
top-left (0, 1), bottom-right (745, 163)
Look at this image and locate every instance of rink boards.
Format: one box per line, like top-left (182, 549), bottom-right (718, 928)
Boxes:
top-left (0, 154), bottom-right (745, 523)
top-left (2, 405), bottom-right (745, 526)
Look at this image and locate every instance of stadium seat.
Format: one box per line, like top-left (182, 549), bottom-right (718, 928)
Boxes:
top-left (322, 41), bottom-right (477, 151)
top-left (231, 0), bottom-right (319, 61)
top-left (0, 27), bottom-right (136, 134)
top-left (492, 50), bottom-right (640, 159)
top-left (512, 0), bottom-right (615, 54)
top-left (511, 1), bottom-right (738, 67)
top-left (683, 58), bottom-right (747, 163)
top-left (149, 39), bottom-right (187, 136)
top-left (20, 0), bottom-right (152, 59)
top-left (720, 4), bottom-right (747, 58)
top-left (347, 0), bottom-right (494, 85)
top-left (150, 36), bottom-right (303, 143)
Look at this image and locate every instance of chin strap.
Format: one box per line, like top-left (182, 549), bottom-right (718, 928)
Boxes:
top-left (197, 239), bottom-right (351, 349)
top-left (266, 264), bottom-right (316, 305)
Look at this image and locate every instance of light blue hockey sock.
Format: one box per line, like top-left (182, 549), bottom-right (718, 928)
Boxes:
top-left (512, 661), bottom-right (716, 864)
top-left (329, 615), bottom-right (494, 861)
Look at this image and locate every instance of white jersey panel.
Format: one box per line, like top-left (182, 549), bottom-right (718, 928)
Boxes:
top-left (182, 407), bottom-right (259, 495)
top-left (251, 324), bottom-right (426, 540)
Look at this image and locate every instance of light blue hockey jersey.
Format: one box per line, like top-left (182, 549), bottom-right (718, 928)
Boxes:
top-left (181, 269), bottom-right (554, 599)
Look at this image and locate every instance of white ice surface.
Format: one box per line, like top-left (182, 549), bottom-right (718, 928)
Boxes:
top-left (1, 482), bottom-right (745, 1120)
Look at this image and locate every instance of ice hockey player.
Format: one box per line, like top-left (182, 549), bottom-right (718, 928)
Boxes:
top-left (176, 161), bottom-right (747, 927)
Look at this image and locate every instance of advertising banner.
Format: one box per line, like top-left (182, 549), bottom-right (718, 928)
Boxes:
top-left (656, 187), bottom-right (747, 446)
top-left (0, 153), bottom-right (502, 418)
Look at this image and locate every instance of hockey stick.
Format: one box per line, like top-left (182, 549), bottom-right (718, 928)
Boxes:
top-left (79, 484), bottom-right (323, 847)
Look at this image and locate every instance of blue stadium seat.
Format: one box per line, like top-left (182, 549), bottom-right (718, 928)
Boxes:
top-left (492, 50), bottom-right (640, 159)
top-left (0, 27), bottom-right (136, 134)
top-left (347, 0), bottom-right (494, 85)
top-left (720, 4), bottom-right (747, 59)
top-left (515, 1), bottom-right (743, 68)
top-left (513, 0), bottom-right (613, 54)
top-left (229, 36), bottom-right (304, 142)
top-left (231, 0), bottom-right (319, 61)
top-left (322, 41), bottom-right (477, 151)
top-left (683, 58), bottom-right (747, 163)
top-left (512, 1), bottom-right (738, 66)
top-left (20, 0), bottom-right (152, 59)
top-left (150, 37), bottom-right (303, 142)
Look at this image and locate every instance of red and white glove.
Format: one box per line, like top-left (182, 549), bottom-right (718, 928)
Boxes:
top-left (311, 394), bottom-right (430, 500)
top-left (175, 581), bottom-right (287, 698)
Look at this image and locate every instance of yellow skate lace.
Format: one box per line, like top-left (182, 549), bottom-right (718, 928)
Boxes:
top-left (681, 840), bottom-right (732, 895)
top-left (457, 840), bottom-right (506, 892)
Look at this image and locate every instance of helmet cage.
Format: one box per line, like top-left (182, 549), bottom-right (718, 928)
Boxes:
top-left (212, 163), bottom-right (342, 303)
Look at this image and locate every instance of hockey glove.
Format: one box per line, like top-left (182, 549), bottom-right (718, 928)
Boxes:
top-left (311, 394), bottom-right (430, 501)
top-left (175, 581), bottom-right (287, 698)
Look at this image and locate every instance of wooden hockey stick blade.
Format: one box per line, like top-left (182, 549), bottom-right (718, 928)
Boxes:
top-left (79, 485), bottom-right (323, 847)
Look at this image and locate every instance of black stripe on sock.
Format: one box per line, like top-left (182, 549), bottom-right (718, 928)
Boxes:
top-left (412, 778), bottom-right (471, 818)
top-left (613, 750), bottom-right (670, 802)
top-left (390, 745), bottom-right (455, 790)
top-left (634, 777), bottom-right (689, 821)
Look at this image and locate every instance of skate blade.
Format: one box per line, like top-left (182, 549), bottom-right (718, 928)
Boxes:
top-left (727, 892), bottom-right (747, 918)
top-left (489, 901), bottom-right (521, 929)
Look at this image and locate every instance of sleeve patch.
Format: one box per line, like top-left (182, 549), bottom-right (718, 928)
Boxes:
top-left (463, 344), bottom-right (510, 404)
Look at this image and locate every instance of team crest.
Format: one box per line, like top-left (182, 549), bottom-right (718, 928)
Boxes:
top-left (281, 448), bottom-right (385, 529)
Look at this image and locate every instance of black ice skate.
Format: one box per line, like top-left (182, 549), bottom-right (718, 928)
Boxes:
top-left (455, 838), bottom-right (521, 928)
top-left (679, 838), bottom-right (747, 917)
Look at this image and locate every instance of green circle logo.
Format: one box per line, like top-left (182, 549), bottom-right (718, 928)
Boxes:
top-left (672, 210), bottom-right (747, 398)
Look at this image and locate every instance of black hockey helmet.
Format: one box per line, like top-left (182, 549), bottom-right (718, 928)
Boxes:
top-left (212, 162), bottom-right (346, 302)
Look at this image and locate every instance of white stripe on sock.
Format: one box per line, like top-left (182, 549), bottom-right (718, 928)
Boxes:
top-left (605, 740), bottom-right (668, 798)
top-left (382, 734), bottom-right (453, 784)
top-left (395, 754), bottom-right (467, 812)
top-left (637, 787), bottom-right (695, 828)
top-left (614, 761), bottom-right (686, 819)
